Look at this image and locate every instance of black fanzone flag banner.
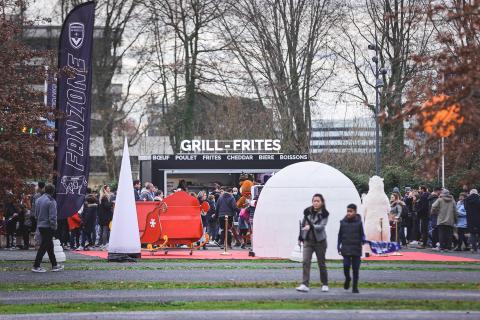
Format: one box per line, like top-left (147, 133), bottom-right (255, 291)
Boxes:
top-left (55, 1), bottom-right (95, 219)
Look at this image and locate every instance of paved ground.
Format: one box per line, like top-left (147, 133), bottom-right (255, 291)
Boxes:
top-left (1, 249), bottom-right (479, 284)
top-left (4, 310), bottom-right (480, 320)
top-left (1, 288), bottom-right (479, 304)
top-left (2, 265), bottom-right (480, 284)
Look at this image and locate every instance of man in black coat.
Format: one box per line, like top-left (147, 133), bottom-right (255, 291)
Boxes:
top-left (215, 188), bottom-right (239, 248)
top-left (416, 186), bottom-right (430, 248)
top-left (337, 204), bottom-right (365, 293)
top-left (464, 189), bottom-right (480, 252)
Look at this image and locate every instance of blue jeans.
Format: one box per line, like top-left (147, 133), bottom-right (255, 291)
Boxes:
top-left (99, 225), bottom-right (109, 246)
top-left (69, 228), bottom-right (80, 248)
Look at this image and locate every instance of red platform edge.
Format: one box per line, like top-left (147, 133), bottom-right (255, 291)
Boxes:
top-left (363, 251), bottom-right (480, 262)
top-left (76, 250), bottom-right (267, 260)
top-left (75, 250), bottom-right (480, 262)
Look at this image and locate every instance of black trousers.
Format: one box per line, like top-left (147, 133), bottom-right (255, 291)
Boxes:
top-left (56, 219), bottom-right (69, 246)
top-left (419, 216), bottom-right (429, 246)
top-left (6, 220), bottom-right (16, 247)
top-left (6, 233), bottom-right (15, 248)
top-left (390, 221), bottom-right (406, 245)
top-left (343, 255), bottom-right (361, 288)
top-left (456, 228), bottom-right (469, 249)
top-left (81, 226), bottom-right (93, 247)
top-left (407, 215), bottom-right (418, 241)
top-left (438, 225), bottom-right (453, 250)
top-left (470, 231), bottom-right (479, 251)
top-left (19, 225), bottom-right (30, 249)
top-left (34, 227), bottom-right (57, 268)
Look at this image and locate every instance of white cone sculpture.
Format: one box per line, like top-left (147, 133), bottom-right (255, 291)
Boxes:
top-left (107, 138), bottom-right (141, 260)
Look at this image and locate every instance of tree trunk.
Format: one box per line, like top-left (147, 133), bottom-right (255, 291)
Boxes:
top-left (381, 118), bottom-right (404, 165)
top-left (103, 121), bottom-right (117, 181)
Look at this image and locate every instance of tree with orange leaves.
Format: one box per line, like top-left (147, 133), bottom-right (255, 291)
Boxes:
top-left (405, 1), bottom-right (480, 184)
top-left (421, 94), bottom-right (464, 138)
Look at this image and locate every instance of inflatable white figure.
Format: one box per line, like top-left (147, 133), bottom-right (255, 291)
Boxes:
top-left (363, 176), bottom-right (390, 247)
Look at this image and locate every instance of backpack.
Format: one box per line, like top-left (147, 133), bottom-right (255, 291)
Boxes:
top-left (400, 203), bottom-right (409, 220)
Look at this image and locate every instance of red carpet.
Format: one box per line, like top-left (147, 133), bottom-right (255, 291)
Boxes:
top-left (76, 249), bottom-right (480, 262)
top-left (363, 251), bottom-right (480, 262)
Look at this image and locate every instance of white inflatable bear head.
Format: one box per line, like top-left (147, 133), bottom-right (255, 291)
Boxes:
top-left (368, 176), bottom-right (385, 193)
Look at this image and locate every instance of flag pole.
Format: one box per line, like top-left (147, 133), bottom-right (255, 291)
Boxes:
top-left (441, 137), bottom-right (445, 188)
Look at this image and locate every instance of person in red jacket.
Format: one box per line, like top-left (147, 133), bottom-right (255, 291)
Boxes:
top-left (67, 212), bottom-right (82, 250)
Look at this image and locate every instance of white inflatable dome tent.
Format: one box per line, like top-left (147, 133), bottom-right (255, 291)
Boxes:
top-left (252, 161), bottom-right (361, 260)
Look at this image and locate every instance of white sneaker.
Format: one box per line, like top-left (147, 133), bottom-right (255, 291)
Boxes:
top-left (296, 284), bottom-right (310, 292)
top-left (321, 285), bottom-right (329, 292)
top-left (410, 241), bottom-right (418, 245)
top-left (31, 267), bottom-right (47, 273)
top-left (51, 265), bottom-right (64, 272)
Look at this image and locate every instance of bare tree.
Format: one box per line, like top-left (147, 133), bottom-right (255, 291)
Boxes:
top-left (219, 0), bottom-right (342, 153)
top-left (404, 0), bottom-right (480, 183)
top-left (335, 0), bottom-right (433, 165)
top-left (145, 0), bottom-right (227, 152)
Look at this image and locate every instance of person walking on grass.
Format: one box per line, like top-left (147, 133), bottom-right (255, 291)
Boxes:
top-left (32, 184), bottom-right (64, 273)
top-left (338, 204), bottom-right (365, 293)
top-left (296, 194), bottom-right (329, 293)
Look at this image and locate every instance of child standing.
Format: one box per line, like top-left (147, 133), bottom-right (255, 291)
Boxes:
top-left (337, 204), bottom-right (365, 293)
top-left (238, 206), bottom-right (251, 249)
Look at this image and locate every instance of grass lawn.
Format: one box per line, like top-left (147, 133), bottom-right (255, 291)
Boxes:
top-left (1, 280), bottom-right (478, 292)
top-left (1, 299), bottom-right (479, 314)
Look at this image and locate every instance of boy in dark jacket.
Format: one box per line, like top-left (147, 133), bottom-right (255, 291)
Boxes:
top-left (337, 204), bottom-right (365, 293)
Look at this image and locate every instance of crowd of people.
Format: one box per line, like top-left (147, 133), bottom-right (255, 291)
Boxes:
top-left (0, 182), bottom-right (117, 252)
top-left (0, 177), bottom-right (256, 252)
top-left (387, 186), bottom-right (480, 253)
top-left (2, 180), bottom-right (480, 255)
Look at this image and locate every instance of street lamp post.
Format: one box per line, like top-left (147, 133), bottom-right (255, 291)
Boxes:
top-left (368, 39), bottom-right (387, 177)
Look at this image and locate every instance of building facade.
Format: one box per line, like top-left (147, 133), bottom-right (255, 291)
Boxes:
top-left (310, 118), bottom-right (377, 154)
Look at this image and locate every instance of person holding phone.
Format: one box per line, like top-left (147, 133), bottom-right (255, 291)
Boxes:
top-left (296, 194), bottom-right (329, 293)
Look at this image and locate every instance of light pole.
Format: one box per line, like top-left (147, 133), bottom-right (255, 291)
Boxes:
top-left (368, 40), bottom-right (387, 177)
